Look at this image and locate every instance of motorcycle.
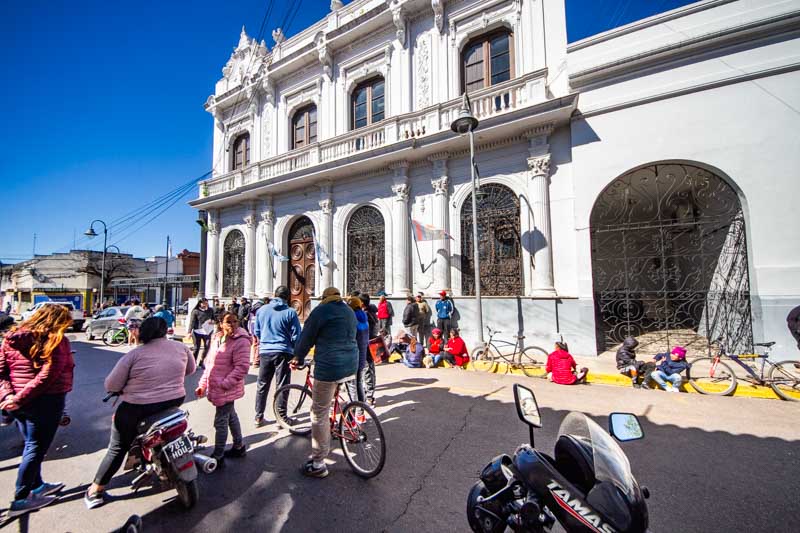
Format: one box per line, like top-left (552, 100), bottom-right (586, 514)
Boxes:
top-left (103, 393), bottom-right (215, 509)
top-left (467, 384), bottom-right (650, 533)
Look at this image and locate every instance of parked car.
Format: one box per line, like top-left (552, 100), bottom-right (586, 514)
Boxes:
top-left (86, 306), bottom-right (130, 340)
top-left (21, 301), bottom-right (86, 332)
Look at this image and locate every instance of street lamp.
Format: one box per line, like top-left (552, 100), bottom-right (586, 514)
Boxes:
top-left (84, 220), bottom-right (108, 310)
top-left (451, 92), bottom-right (484, 343)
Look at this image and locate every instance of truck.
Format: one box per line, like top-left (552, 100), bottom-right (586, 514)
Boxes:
top-left (21, 301), bottom-right (86, 332)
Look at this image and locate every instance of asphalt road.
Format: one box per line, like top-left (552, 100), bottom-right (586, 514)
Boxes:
top-left (1, 337), bottom-right (799, 532)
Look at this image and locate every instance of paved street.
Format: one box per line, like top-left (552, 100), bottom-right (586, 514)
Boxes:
top-left (2, 337), bottom-right (799, 533)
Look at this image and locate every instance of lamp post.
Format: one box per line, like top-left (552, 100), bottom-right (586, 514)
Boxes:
top-left (84, 220), bottom-right (108, 310)
top-left (450, 92), bottom-right (484, 343)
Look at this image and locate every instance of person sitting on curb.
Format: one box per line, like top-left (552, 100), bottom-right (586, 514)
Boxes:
top-left (401, 333), bottom-right (425, 368)
top-left (646, 346), bottom-right (689, 392)
top-left (423, 328), bottom-right (444, 368)
top-left (545, 341), bottom-right (588, 385)
top-left (444, 328), bottom-right (470, 368)
top-left (616, 336), bottom-right (645, 388)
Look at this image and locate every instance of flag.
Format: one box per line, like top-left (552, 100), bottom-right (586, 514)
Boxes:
top-left (411, 219), bottom-right (452, 241)
top-left (313, 233), bottom-right (331, 267)
top-left (268, 242), bottom-right (289, 262)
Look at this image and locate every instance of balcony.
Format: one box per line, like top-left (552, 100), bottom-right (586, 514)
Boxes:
top-left (196, 68), bottom-right (555, 202)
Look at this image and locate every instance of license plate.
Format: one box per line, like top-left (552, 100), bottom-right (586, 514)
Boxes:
top-left (165, 436), bottom-right (192, 460)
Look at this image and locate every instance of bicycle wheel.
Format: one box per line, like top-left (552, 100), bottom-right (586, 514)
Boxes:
top-left (273, 384), bottom-right (312, 435)
top-left (519, 346), bottom-right (548, 378)
top-left (688, 357), bottom-right (737, 396)
top-left (768, 360), bottom-right (800, 401)
top-left (470, 345), bottom-right (499, 372)
top-left (339, 401), bottom-right (385, 478)
top-left (103, 328), bottom-right (126, 347)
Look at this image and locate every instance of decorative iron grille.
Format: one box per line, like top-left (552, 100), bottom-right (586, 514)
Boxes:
top-left (347, 205), bottom-right (385, 294)
top-left (590, 163), bottom-right (753, 355)
top-left (461, 183), bottom-right (523, 296)
top-left (289, 217), bottom-right (314, 242)
top-left (222, 230), bottom-right (245, 297)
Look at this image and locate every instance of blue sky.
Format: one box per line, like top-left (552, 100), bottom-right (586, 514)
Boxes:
top-left (0, 0), bottom-right (695, 262)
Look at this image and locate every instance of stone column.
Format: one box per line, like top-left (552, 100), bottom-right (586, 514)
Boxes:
top-left (244, 204), bottom-right (257, 298)
top-left (319, 182), bottom-right (334, 290)
top-left (258, 197), bottom-right (275, 297)
top-left (528, 153), bottom-right (556, 296)
top-left (205, 210), bottom-right (220, 297)
top-left (430, 153), bottom-right (451, 292)
top-left (391, 161), bottom-right (411, 295)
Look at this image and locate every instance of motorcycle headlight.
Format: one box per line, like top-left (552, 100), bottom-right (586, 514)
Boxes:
top-left (480, 454), bottom-right (515, 493)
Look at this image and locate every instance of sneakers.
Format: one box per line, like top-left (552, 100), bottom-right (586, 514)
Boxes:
top-left (632, 382), bottom-right (641, 389)
top-left (9, 493), bottom-right (57, 516)
top-left (302, 459), bottom-right (329, 478)
top-left (254, 416), bottom-right (267, 428)
top-left (223, 445), bottom-right (247, 459)
top-left (666, 384), bottom-right (680, 393)
top-left (31, 482), bottom-right (64, 498)
top-left (84, 489), bottom-right (112, 510)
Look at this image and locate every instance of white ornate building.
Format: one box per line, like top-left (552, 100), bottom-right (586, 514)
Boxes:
top-left (190, 0), bottom-right (800, 358)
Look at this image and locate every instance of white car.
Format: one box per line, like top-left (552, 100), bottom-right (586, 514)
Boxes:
top-left (21, 301), bottom-right (86, 332)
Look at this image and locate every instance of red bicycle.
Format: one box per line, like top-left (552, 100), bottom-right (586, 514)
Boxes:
top-left (273, 361), bottom-right (386, 478)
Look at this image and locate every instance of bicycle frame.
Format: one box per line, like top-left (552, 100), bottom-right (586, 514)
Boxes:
top-left (295, 366), bottom-right (362, 440)
top-left (714, 345), bottom-right (775, 384)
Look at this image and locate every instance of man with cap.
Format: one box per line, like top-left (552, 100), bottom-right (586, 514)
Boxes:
top-left (435, 290), bottom-right (454, 336)
top-left (646, 346), bottom-right (689, 392)
top-left (291, 287), bottom-right (358, 478)
top-left (253, 286), bottom-right (301, 427)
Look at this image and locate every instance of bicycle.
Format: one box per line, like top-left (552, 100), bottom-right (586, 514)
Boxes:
top-left (470, 326), bottom-right (548, 377)
top-left (272, 361), bottom-right (386, 478)
top-left (102, 325), bottom-right (129, 347)
top-left (688, 340), bottom-right (800, 401)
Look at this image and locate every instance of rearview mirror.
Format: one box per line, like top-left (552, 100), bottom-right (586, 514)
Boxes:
top-left (513, 384), bottom-right (542, 428)
top-left (608, 413), bottom-right (644, 442)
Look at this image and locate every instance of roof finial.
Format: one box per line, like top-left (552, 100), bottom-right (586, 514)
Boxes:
top-left (237, 25), bottom-right (250, 50)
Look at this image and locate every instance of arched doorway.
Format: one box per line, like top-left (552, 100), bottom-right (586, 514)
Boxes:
top-left (346, 205), bottom-right (385, 294)
top-left (222, 230), bottom-right (245, 297)
top-left (287, 217), bottom-right (315, 321)
top-left (461, 183), bottom-right (523, 296)
top-left (590, 163), bottom-right (752, 355)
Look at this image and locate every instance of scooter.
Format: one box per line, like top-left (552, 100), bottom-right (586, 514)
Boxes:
top-left (467, 384), bottom-right (650, 533)
top-left (103, 393), bottom-right (214, 509)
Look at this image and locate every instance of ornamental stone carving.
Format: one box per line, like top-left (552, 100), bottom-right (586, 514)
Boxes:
top-left (432, 0), bottom-right (444, 33)
top-left (261, 107), bottom-right (271, 158)
top-left (416, 35), bottom-right (430, 108)
top-left (315, 32), bottom-right (333, 80)
top-left (432, 176), bottom-right (449, 196)
top-left (392, 183), bottom-right (410, 202)
top-left (331, 0), bottom-right (343, 11)
top-left (319, 198), bottom-right (334, 215)
top-left (260, 209), bottom-right (275, 226)
top-left (528, 155), bottom-right (551, 177)
top-left (272, 28), bottom-right (286, 45)
top-left (390, 1), bottom-right (407, 47)
top-left (207, 222), bottom-right (220, 236)
top-left (244, 214), bottom-right (256, 229)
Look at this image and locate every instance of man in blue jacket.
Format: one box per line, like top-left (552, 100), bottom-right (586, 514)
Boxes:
top-left (435, 290), bottom-right (453, 335)
top-left (253, 285), bottom-right (301, 427)
top-left (291, 287), bottom-right (358, 478)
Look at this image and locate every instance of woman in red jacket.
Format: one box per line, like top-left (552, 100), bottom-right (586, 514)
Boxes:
top-left (445, 328), bottom-right (470, 368)
top-left (545, 341), bottom-right (588, 385)
top-left (0, 304), bottom-right (75, 514)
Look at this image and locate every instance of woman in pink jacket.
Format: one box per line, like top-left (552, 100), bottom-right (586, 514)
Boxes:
top-left (195, 312), bottom-right (251, 466)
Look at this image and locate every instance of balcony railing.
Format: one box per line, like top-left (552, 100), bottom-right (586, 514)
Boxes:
top-left (198, 69), bottom-right (546, 199)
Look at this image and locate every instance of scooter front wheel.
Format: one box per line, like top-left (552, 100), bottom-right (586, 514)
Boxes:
top-left (176, 479), bottom-right (199, 509)
top-left (467, 481), bottom-right (507, 533)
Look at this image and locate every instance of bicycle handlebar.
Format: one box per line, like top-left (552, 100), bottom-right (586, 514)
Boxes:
top-left (293, 360), bottom-right (311, 370)
top-left (102, 392), bottom-right (120, 403)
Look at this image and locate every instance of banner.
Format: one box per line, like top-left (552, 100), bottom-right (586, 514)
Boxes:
top-left (411, 219), bottom-right (452, 241)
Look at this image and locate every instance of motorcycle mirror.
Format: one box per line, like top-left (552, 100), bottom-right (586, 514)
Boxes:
top-left (608, 413), bottom-right (644, 442)
top-left (513, 384), bottom-right (542, 428)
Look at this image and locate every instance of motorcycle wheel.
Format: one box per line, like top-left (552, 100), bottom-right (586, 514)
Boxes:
top-left (176, 479), bottom-right (199, 509)
top-left (467, 481), bottom-right (506, 533)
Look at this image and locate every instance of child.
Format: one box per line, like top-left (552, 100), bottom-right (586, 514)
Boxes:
top-left (616, 336), bottom-right (644, 388)
top-left (545, 341), bottom-right (588, 385)
top-left (445, 328), bottom-right (470, 368)
top-left (647, 346), bottom-right (689, 392)
top-left (402, 334), bottom-right (425, 368)
top-left (424, 328), bottom-right (444, 368)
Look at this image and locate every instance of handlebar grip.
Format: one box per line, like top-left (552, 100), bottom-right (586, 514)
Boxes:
top-left (294, 360), bottom-right (310, 370)
top-left (102, 392), bottom-right (119, 403)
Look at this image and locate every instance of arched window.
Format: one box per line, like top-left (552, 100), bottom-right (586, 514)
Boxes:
top-left (232, 133), bottom-right (250, 170)
top-left (346, 206), bottom-right (385, 294)
top-left (461, 184), bottom-right (522, 296)
top-left (351, 77), bottom-right (385, 130)
top-left (461, 29), bottom-right (513, 93)
top-left (291, 104), bottom-right (317, 149)
top-left (222, 230), bottom-right (245, 297)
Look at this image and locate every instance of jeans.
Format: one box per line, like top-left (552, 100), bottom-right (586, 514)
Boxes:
top-left (433, 352), bottom-right (454, 367)
top-left (213, 402), bottom-right (243, 458)
top-left (310, 379), bottom-right (340, 463)
top-left (378, 318), bottom-right (391, 335)
top-left (650, 370), bottom-right (682, 390)
top-left (13, 393), bottom-right (65, 500)
top-left (193, 333), bottom-right (210, 365)
top-left (94, 397), bottom-right (184, 486)
top-left (436, 318), bottom-right (451, 336)
top-left (362, 356), bottom-right (376, 402)
top-left (254, 352), bottom-right (291, 419)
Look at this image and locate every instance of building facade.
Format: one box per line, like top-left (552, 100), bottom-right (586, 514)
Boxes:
top-left (190, 0), bottom-right (800, 357)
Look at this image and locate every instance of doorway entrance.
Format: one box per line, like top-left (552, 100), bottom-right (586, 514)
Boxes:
top-left (287, 217), bottom-right (315, 321)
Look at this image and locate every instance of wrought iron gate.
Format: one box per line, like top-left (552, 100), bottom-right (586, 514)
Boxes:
top-left (222, 230), bottom-right (245, 297)
top-left (347, 205), bottom-right (385, 294)
top-left (590, 163), bottom-right (753, 355)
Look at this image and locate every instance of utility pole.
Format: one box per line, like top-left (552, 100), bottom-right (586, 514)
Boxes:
top-left (32, 233), bottom-right (37, 256)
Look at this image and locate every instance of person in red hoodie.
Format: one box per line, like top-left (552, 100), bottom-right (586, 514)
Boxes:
top-left (0, 304), bottom-right (75, 514)
top-left (424, 328), bottom-right (445, 368)
top-left (545, 341), bottom-right (588, 385)
top-left (445, 328), bottom-right (470, 368)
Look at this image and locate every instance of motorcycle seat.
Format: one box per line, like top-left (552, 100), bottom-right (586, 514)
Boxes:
top-left (136, 407), bottom-right (185, 435)
top-left (554, 435), bottom-right (596, 495)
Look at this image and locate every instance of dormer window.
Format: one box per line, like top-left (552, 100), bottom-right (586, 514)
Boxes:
top-left (462, 30), bottom-right (513, 93)
top-left (291, 104), bottom-right (318, 149)
top-left (232, 133), bottom-right (250, 170)
top-left (351, 77), bottom-right (385, 130)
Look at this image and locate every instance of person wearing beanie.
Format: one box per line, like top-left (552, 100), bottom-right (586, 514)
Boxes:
top-left (646, 346), bottom-right (689, 392)
top-left (616, 336), bottom-right (645, 388)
